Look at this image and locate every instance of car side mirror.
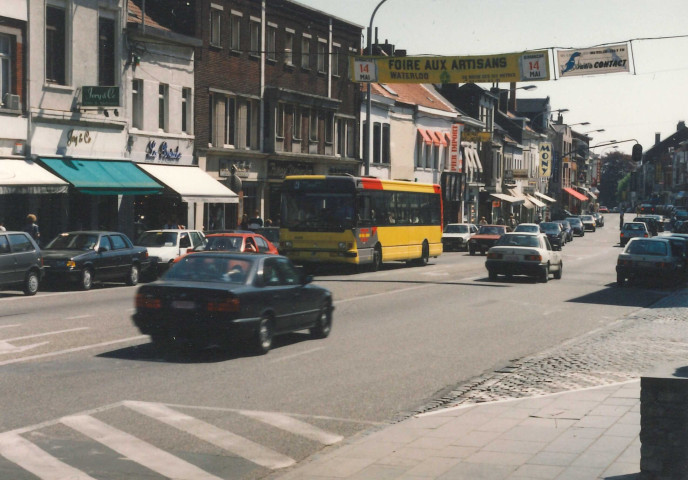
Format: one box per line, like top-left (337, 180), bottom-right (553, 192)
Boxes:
top-left (98, 247), bottom-right (108, 253)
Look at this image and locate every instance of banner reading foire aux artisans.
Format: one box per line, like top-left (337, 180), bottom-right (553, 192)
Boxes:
top-left (557, 43), bottom-right (630, 78)
top-left (351, 50), bottom-right (550, 84)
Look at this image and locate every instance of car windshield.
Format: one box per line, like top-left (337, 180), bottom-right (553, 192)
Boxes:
top-left (624, 223), bottom-right (646, 231)
top-left (566, 218), bottom-right (582, 226)
top-left (581, 216), bottom-right (594, 221)
top-left (540, 223), bottom-right (560, 233)
top-left (45, 233), bottom-right (99, 251)
top-left (477, 226), bottom-right (503, 235)
top-left (205, 236), bottom-right (243, 251)
top-left (496, 234), bottom-right (540, 247)
top-left (444, 225), bottom-right (469, 234)
top-left (626, 240), bottom-right (668, 256)
top-left (164, 255), bottom-right (254, 284)
top-left (136, 231), bottom-right (178, 247)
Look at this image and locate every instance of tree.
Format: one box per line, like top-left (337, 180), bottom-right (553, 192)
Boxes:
top-left (598, 151), bottom-right (634, 207)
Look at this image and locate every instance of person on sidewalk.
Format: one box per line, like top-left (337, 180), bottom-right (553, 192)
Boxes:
top-left (24, 214), bottom-right (40, 243)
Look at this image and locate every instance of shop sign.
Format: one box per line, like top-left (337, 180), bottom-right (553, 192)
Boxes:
top-left (268, 161), bottom-right (314, 179)
top-left (66, 129), bottom-right (92, 147)
top-left (539, 142), bottom-right (552, 177)
top-left (219, 159), bottom-right (251, 178)
top-left (512, 169), bottom-right (529, 178)
top-left (81, 86), bottom-right (119, 107)
top-left (145, 140), bottom-right (182, 162)
top-left (462, 131), bottom-right (491, 142)
top-left (450, 124), bottom-right (461, 171)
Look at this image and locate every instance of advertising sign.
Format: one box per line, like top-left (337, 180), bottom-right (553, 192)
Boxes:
top-left (462, 131), bottom-right (492, 142)
top-left (350, 50), bottom-right (550, 84)
top-left (81, 86), bottom-right (120, 107)
top-left (449, 124), bottom-right (461, 172)
top-left (539, 142), bottom-right (552, 177)
top-left (557, 43), bottom-right (629, 78)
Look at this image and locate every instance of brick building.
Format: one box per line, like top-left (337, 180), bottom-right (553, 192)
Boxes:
top-left (194, 0), bottom-right (362, 228)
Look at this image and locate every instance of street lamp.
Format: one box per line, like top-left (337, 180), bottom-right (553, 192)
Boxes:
top-left (364, 0), bottom-right (389, 177)
top-left (569, 122), bottom-right (591, 127)
top-left (584, 129), bottom-right (605, 134)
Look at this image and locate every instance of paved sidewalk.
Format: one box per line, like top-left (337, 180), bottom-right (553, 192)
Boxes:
top-left (275, 381), bottom-right (641, 480)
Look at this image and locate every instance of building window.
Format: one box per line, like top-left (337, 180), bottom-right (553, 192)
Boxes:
top-left (98, 16), bottom-right (115, 86)
top-left (415, 134), bottom-right (423, 168)
top-left (337, 119), bottom-right (344, 156)
top-left (131, 79), bottom-right (142, 129)
top-left (229, 14), bottom-right (241, 50)
top-left (309, 109), bottom-right (318, 141)
top-left (249, 19), bottom-right (260, 56)
top-left (158, 83), bottom-right (168, 131)
top-left (325, 113), bottom-right (334, 144)
top-left (276, 103), bottom-right (285, 138)
top-left (301, 35), bottom-right (310, 69)
top-left (266, 24), bottom-right (276, 61)
top-left (182, 88), bottom-right (191, 133)
top-left (317, 40), bottom-right (326, 73)
top-left (373, 122), bottom-right (381, 164)
top-left (425, 142), bottom-right (432, 169)
top-left (332, 44), bottom-right (340, 77)
top-left (0, 34), bottom-right (11, 104)
top-left (46, 5), bottom-right (66, 85)
top-left (284, 30), bottom-right (293, 65)
top-left (210, 7), bottom-right (222, 47)
top-left (293, 105), bottom-right (301, 140)
top-left (346, 120), bottom-right (355, 158)
top-left (382, 124), bottom-right (390, 164)
top-left (224, 96), bottom-right (235, 146)
top-left (433, 144), bottom-right (440, 170)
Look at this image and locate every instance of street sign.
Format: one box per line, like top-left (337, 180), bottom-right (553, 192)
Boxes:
top-left (353, 58), bottom-right (378, 82)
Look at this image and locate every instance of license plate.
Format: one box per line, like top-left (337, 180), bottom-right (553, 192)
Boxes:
top-left (505, 255), bottom-right (519, 262)
top-left (171, 300), bottom-right (196, 310)
top-left (636, 261), bottom-right (655, 268)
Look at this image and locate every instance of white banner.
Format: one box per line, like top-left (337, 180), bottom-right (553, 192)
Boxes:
top-left (557, 43), bottom-right (630, 78)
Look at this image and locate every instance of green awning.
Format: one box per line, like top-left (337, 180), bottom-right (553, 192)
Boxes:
top-left (40, 158), bottom-right (163, 195)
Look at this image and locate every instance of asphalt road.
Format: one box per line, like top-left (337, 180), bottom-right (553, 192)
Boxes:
top-left (0, 216), bottom-right (673, 480)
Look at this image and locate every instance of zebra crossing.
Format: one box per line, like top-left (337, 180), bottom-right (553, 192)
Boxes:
top-left (0, 400), bottom-right (360, 480)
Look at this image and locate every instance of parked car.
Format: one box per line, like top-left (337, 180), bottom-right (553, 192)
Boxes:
top-left (580, 215), bottom-right (597, 232)
top-left (553, 219), bottom-right (573, 242)
top-left (42, 231), bottom-right (149, 290)
top-left (593, 212), bottom-right (605, 227)
top-left (539, 222), bottom-right (567, 248)
top-left (468, 225), bottom-right (508, 255)
top-left (620, 222), bottom-right (650, 247)
top-left (203, 231), bottom-right (279, 255)
top-left (598, 206), bottom-right (610, 213)
top-left (251, 227), bottom-right (281, 251)
top-left (136, 229), bottom-right (206, 278)
top-left (566, 217), bottom-right (585, 237)
top-left (442, 223), bottom-right (478, 251)
top-left (616, 237), bottom-right (686, 287)
top-left (485, 232), bottom-right (563, 283)
top-left (633, 216), bottom-right (659, 236)
top-left (132, 253), bottom-right (334, 354)
top-left (639, 204), bottom-right (656, 215)
top-left (0, 231), bottom-right (43, 295)
top-left (513, 223), bottom-right (541, 233)
top-left (645, 214), bottom-right (665, 232)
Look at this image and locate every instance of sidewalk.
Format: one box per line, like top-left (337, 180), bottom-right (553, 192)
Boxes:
top-left (276, 381), bottom-right (640, 479)
top-left (275, 288), bottom-right (688, 480)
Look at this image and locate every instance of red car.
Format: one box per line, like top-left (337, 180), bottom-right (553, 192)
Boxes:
top-left (174, 231), bottom-right (278, 263)
top-left (467, 225), bottom-right (508, 255)
top-left (598, 206), bottom-right (609, 213)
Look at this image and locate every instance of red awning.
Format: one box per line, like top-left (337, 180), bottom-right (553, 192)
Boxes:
top-left (418, 129), bottom-right (433, 145)
top-left (563, 187), bottom-right (588, 201)
top-left (433, 131), bottom-right (448, 146)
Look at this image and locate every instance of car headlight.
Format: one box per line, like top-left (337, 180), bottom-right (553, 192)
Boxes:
top-left (66, 260), bottom-right (76, 268)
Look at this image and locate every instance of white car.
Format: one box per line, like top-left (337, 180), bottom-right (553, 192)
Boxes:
top-left (135, 229), bottom-right (206, 277)
top-left (442, 223), bottom-right (478, 251)
top-left (485, 232), bottom-right (563, 283)
top-left (513, 223), bottom-right (541, 233)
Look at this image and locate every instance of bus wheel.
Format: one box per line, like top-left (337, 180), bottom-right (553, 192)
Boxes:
top-left (416, 241), bottom-right (429, 266)
top-left (370, 245), bottom-right (382, 272)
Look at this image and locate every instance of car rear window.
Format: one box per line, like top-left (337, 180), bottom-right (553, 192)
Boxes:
top-left (444, 225), bottom-right (468, 233)
top-left (626, 240), bottom-right (668, 256)
top-left (206, 236), bottom-right (243, 251)
top-left (137, 231), bottom-right (178, 247)
top-left (478, 226), bottom-right (503, 235)
top-left (496, 235), bottom-right (540, 247)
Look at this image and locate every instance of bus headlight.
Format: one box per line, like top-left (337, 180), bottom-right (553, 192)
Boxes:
top-left (338, 242), bottom-right (348, 250)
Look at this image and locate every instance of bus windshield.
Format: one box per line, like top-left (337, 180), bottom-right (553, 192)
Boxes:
top-left (282, 191), bottom-right (355, 232)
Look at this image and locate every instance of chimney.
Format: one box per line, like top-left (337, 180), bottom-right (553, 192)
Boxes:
top-left (678, 121), bottom-right (686, 131)
top-left (655, 133), bottom-right (661, 145)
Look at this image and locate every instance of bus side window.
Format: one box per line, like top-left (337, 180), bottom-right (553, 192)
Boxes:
top-left (356, 195), bottom-right (372, 226)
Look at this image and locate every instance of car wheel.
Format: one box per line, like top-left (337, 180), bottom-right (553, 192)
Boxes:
top-left (23, 270), bottom-right (40, 296)
top-left (539, 265), bottom-right (549, 283)
top-left (310, 302), bottom-right (333, 339)
top-left (253, 316), bottom-right (274, 355)
top-left (80, 268), bottom-right (93, 291)
top-left (125, 264), bottom-right (140, 286)
top-left (553, 262), bottom-right (563, 280)
top-left (593, 227), bottom-right (597, 232)
top-left (370, 245), bottom-right (382, 272)
top-left (488, 271), bottom-right (498, 281)
top-left (617, 273), bottom-right (625, 287)
top-left (469, 246), bottom-right (475, 255)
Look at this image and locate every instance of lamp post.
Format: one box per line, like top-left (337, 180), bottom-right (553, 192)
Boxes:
top-left (568, 121), bottom-right (590, 127)
top-left (584, 129), bottom-right (605, 135)
top-left (364, 0), bottom-right (389, 177)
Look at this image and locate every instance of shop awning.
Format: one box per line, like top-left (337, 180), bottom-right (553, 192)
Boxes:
top-left (578, 186), bottom-right (597, 200)
top-left (137, 163), bottom-right (238, 204)
top-left (526, 194), bottom-right (546, 208)
top-left (534, 191), bottom-right (556, 203)
top-left (563, 187), bottom-right (588, 201)
top-left (471, 148), bottom-right (483, 172)
top-left (40, 157), bottom-right (163, 195)
top-left (490, 193), bottom-right (524, 204)
top-left (507, 189), bottom-right (534, 209)
top-left (0, 159), bottom-right (69, 194)
top-left (418, 129), bottom-right (433, 145)
top-left (433, 130), bottom-right (448, 146)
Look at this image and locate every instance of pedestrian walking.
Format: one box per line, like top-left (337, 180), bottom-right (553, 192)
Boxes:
top-left (24, 214), bottom-right (40, 242)
top-left (620, 210), bottom-right (624, 229)
top-left (479, 216), bottom-right (488, 225)
top-left (507, 213), bottom-right (517, 231)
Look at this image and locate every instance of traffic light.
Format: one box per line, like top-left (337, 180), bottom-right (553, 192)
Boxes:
top-left (632, 143), bottom-right (643, 162)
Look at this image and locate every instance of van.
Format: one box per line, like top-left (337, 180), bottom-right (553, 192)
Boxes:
top-left (0, 231), bottom-right (44, 295)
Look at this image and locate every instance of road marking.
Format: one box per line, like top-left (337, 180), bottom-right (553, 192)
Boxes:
top-left (61, 414), bottom-right (224, 480)
top-left (0, 341), bottom-right (49, 354)
top-left (237, 409), bottom-right (343, 445)
top-left (269, 346), bottom-right (325, 363)
top-left (1, 327), bottom-right (89, 342)
top-left (335, 283), bottom-right (432, 304)
top-left (123, 401), bottom-right (295, 469)
top-left (0, 432), bottom-right (97, 480)
top-left (0, 335), bottom-right (148, 367)
top-left (64, 315), bottom-right (93, 320)
top-left (0, 324), bottom-right (21, 329)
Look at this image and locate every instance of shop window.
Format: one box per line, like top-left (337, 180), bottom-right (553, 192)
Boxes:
top-left (46, 5), bottom-right (67, 85)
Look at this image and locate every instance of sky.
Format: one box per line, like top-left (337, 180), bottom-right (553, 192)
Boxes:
top-left (297, 0), bottom-right (688, 155)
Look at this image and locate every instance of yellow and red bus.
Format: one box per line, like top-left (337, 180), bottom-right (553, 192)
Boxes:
top-left (279, 175), bottom-right (443, 270)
